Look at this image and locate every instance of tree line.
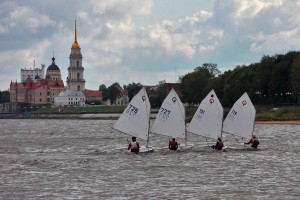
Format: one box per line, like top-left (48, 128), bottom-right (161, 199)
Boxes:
top-left (100, 51), bottom-right (300, 107)
top-left (180, 51), bottom-right (300, 107)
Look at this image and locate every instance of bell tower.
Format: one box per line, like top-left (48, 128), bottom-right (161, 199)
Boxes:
top-left (67, 19), bottom-right (85, 91)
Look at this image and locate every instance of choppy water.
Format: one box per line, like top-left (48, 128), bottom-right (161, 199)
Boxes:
top-left (0, 119), bottom-right (299, 199)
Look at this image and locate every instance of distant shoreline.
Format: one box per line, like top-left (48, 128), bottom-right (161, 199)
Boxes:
top-left (255, 121), bottom-right (300, 125)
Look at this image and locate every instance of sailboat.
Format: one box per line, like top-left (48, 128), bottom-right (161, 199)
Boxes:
top-left (113, 87), bottom-right (154, 153)
top-left (222, 92), bottom-right (256, 150)
top-left (187, 89), bottom-right (224, 150)
top-left (151, 88), bottom-right (193, 151)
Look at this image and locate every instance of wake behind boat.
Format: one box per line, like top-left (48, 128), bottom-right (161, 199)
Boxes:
top-left (113, 87), bottom-right (154, 153)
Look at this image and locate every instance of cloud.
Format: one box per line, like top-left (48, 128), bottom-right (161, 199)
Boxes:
top-left (1, 0), bottom-right (300, 91)
top-left (2, 6), bottom-right (55, 33)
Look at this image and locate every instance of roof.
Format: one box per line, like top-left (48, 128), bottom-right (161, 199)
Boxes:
top-left (11, 77), bottom-right (64, 90)
top-left (47, 57), bottom-right (60, 71)
top-left (72, 19), bottom-right (80, 49)
top-left (83, 90), bottom-right (102, 97)
top-left (58, 90), bottom-right (85, 97)
top-left (120, 90), bottom-right (127, 95)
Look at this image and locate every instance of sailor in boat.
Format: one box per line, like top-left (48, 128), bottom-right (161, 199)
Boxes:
top-left (169, 136), bottom-right (179, 150)
top-left (128, 136), bottom-right (141, 153)
top-left (211, 137), bottom-right (224, 150)
top-left (244, 135), bottom-right (260, 148)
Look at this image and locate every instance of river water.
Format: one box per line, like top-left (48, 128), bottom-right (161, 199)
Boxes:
top-left (0, 119), bottom-right (299, 199)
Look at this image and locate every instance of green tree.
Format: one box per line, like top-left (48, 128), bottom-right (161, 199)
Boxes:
top-left (290, 55), bottom-right (300, 103)
top-left (269, 61), bottom-right (291, 103)
top-left (99, 84), bottom-right (108, 101)
top-left (123, 82), bottom-right (142, 101)
top-left (0, 90), bottom-right (10, 103)
top-left (200, 63), bottom-right (221, 77)
top-left (107, 82), bottom-right (122, 105)
top-left (180, 63), bottom-right (219, 106)
top-left (154, 80), bottom-right (168, 108)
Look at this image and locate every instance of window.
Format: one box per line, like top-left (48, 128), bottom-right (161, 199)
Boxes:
top-left (77, 61), bottom-right (79, 68)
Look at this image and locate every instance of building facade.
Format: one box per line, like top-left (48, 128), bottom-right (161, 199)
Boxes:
top-left (83, 90), bottom-right (102, 104)
top-left (54, 90), bottom-right (85, 107)
top-left (21, 64), bottom-right (46, 82)
top-left (10, 56), bottom-right (65, 106)
top-left (10, 77), bottom-right (65, 106)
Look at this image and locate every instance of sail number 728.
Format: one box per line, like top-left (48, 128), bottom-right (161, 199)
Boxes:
top-left (125, 104), bottom-right (139, 117)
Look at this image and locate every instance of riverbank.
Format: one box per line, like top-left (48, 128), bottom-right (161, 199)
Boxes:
top-left (1, 105), bottom-right (300, 123)
top-left (256, 120), bottom-right (300, 125)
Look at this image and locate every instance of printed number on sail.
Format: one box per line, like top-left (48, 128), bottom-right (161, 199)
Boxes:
top-left (125, 104), bottom-right (139, 117)
top-left (158, 108), bottom-right (171, 119)
top-left (228, 110), bottom-right (237, 120)
top-left (196, 109), bottom-right (206, 120)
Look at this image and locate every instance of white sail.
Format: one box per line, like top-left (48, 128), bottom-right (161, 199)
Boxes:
top-left (151, 88), bottom-right (185, 139)
top-left (113, 87), bottom-right (151, 140)
top-left (187, 89), bottom-right (223, 140)
top-left (222, 92), bottom-right (256, 139)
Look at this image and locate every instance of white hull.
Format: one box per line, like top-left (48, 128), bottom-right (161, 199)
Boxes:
top-left (155, 144), bottom-right (194, 153)
top-left (225, 145), bottom-right (260, 151)
top-left (139, 146), bottom-right (154, 153)
top-left (192, 145), bottom-right (228, 152)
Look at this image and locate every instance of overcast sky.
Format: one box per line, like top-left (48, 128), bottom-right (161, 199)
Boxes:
top-left (1, 0), bottom-right (300, 91)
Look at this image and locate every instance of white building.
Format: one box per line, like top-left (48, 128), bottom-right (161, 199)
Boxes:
top-left (21, 64), bottom-right (46, 82)
top-left (54, 90), bottom-right (85, 107)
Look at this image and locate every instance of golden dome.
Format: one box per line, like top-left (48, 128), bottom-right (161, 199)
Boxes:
top-left (72, 41), bottom-right (80, 49)
top-left (72, 19), bottom-right (80, 49)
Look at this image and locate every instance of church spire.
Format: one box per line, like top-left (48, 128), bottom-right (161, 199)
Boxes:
top-left (72, 18), bottom-right (80, 49)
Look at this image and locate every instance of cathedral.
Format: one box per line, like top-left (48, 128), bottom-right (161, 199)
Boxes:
top-left (10, 55), bottom-right (65, 106)
top-left (9, 20), bottom-right (94, 107)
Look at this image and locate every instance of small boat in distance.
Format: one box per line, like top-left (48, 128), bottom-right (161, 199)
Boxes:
top-left (113, 87), bottom-right (154, 153)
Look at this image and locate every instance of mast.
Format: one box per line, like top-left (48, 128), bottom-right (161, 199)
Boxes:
top-left (185, 125), bottom-right (187, 146)
top-left (184, 106), bottom-right (187, 146)
top-left (146, 90), bottom-right (151, 147)
top-left (251, 111), bottom-right (256, 138)
top-left (146, 107), bottom-right (150, 147)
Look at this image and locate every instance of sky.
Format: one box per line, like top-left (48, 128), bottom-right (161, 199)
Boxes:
top-left (1, 0), bottom-right (300, 91)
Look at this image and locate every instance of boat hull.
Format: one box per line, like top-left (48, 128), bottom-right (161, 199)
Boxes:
top-left (139, 146), bottom-right (154, 153)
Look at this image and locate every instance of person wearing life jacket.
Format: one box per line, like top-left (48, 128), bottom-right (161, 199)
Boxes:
top-left (244, 135), bottom-right (260, 148)
top-left (169, 136), bottom-right (179, 150)
top-left (128, 136), bottom-right (140, 153)
top-left (212, 137), bottom-right (224, 150)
